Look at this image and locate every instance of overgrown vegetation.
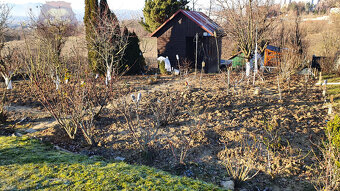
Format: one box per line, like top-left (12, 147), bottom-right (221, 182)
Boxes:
top-left (1, 0), bottom-right (340, 190)
top-left (0, 3), bottom-right (19, 124)
top-left (313, 116), bottom-right (340, 191)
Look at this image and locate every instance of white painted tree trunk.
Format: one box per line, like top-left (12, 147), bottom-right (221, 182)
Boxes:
top-left (246, 62), bottom-right (251, 77)
top-left (254, 51), bottom-right (258, 74)
top-left (106, 66), bottom-right (112, 86)
top-left (55, 75), bottom-right (60, 90)
top-left (2, 73), bottom-right (13, 90)
top-left (4, 77), bottom-right (12, 90)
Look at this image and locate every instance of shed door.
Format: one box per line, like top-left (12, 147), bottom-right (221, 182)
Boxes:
top-left (186, 37), bottom-right (204, 70)
top-left (186, 37), bottom-right (195, 65)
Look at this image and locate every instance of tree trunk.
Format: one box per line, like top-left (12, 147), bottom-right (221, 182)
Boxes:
top-left (106, 66), bottom-right (112, 86)
top-left (246, 60), bottom-right (251, 77)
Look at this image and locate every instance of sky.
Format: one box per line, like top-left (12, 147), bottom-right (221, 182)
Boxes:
top-left (4, 0), bottom-right (304, 11)
top-left (3, 0), bottom-right (313, 17)
top-left (3, 0), bottom-right (144, 11)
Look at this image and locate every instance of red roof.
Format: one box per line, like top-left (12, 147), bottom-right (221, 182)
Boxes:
top-left (150, 9), bottom-right (224, 37)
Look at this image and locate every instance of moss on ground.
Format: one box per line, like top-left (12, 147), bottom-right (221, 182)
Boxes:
top-left (0, 136), bottom-right (221, 190)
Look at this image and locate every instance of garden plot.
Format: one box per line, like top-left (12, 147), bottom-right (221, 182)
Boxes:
top-left (0, 73), bottom-right (334, 190)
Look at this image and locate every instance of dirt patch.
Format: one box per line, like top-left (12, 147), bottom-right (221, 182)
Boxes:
top-left (1, 73), bottom-right (330, 190)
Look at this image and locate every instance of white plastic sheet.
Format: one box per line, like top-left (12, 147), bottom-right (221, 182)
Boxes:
top-left (157, 56), bottom-right (172, 72)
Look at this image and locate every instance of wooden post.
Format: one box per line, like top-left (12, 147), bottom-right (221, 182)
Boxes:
top-left (322, 80), bottom-right (327, 97)
top-left (318, 71), bottom-right (322, 85)
top-left (227, 69), bottom-right (230, 95)
top-left (200, 61), bottom-right (205, 89)
top-left (176, 54), bottom-right (180, 78)
top-left (277, 75), bottom-right (282, 100)
top-left (304, 74), bottom-right (308, 93)
top-left (214, 31), bottom-right (220, 73)
top-left (328, 95), bottom-right (334, 115)
top-left (195, 33), bottom-right (198, 76)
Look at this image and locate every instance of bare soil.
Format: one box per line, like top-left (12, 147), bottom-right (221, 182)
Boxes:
top-left (0, 73), bottom-right (332, 190)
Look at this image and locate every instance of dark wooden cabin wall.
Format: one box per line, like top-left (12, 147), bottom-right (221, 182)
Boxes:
top-left (157, 14), bottom-right (204, 67)
top-left (155, 12), bottom-right (222, 73)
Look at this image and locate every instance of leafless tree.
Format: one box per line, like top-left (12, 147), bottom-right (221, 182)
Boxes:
top-left (26, 9), bottom-right (77, 90)
top-left (192, 0), bottom-right (199, 11)
top-left (0, 2), bottom-right (14, 123)
top-left (87, 11), bottom-right (128, 85)
top-left (279, 11), bottom-right (307, 90)
top-left (208, 0), bottom-right (215, 16)
top-left (23, 9), bottom-right (118, 146)
top-left (0, 47), bottom-right (20, 90)
top-left (0, 2), bottom-right (13, 89)
top-left (217, 0), bottom-right (277, 66)
top-left (0, 3), bottom-right (11, 43)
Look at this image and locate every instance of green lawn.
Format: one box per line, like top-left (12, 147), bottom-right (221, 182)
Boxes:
top-left (322, 74), bottom-right (340, 113)
top-left (323, 74), bottom-right (340, 104)
top-left (0, 136), bottom-right (221, 191)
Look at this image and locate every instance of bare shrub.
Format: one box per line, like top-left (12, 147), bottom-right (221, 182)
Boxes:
top-left (279, 11), bottom-right (308, 89)
top-left (29, 9), bottom-right (77, 66)
top-left (168, 110), bottom-right (205, 165)
top-left (312, 116), bottom-right (340, 191)
top-left (27, 50), bottom-right (112, 145)
top-left (320, 29), bottom-right (340, 75)
top-left (319, 14), bottom-right (340, 75)
top-left (220, 135), bottom-right (260, 185)
top-left (0, 47), bottom-right (21, 89)
top-left (179, 58), bottom-right (192, 76)
top-left (0, 46), bottom-right (21, 124)
top-left (116, 91), bottom-right (183, 157)
top-left (168, 133), bottom-right (192, 165)
top-left (23, 9), bottom-right (117, 145)
top-left (259, 114), bottom-right (307, 179)
top-left (0, 3), bottom-right (18, 124)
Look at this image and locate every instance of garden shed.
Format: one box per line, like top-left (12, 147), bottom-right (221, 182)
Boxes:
top-left (150, 9), bottom-right (224, 73)
top-left (227, 52), bottom-right (246, 68)
top-left (264, 45), bottom-right (281, 66)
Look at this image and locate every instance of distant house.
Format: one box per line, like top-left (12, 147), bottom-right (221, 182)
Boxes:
top-left (150, 9), bottom-right (224, 73)
top-left (264, 45), bottom-right (281, 66)
top-left (39, 1), bottom-right (77, 24)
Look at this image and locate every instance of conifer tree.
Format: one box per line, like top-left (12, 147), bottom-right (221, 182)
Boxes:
top-left (84, 0), bottom-right (99, 73)
top-left (141, 0), bottom-right (189, 33)
top-left (121, 27), bottom-right (146, 75)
